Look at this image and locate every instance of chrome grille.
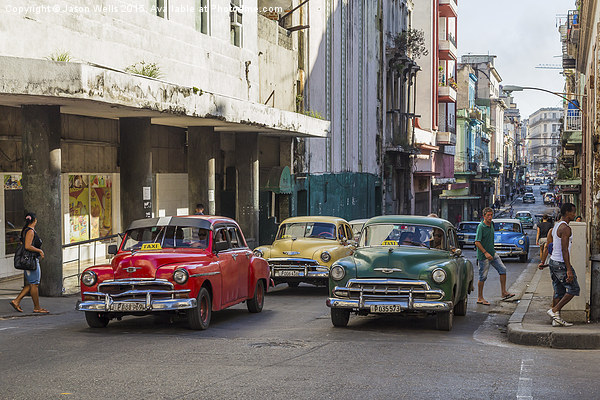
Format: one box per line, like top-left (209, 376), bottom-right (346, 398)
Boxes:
top-left (339, 279), bottom-right (442, 301)
top-left (495, 244), bottom-right (520, 251)
top-left (98, 280), bottom-right (176, 300)
top-left (268, 258), bottom-right (319, 268)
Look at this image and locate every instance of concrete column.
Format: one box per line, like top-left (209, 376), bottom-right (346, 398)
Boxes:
top-left (21, 105), bottom-right (62, 296)
top-left (119, 118), bottom-right (152, 229)
top-left (188, 127), bottom-right (219, 215)
top-left (236, 133), bottom-right (259, 248)
top-left (562, 222), bottom-right (588, 322)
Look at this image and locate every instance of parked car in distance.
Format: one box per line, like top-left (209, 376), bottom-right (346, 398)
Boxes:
top-left (515, 211), bottom-right (534, 229)
top-left (456, 221), bottom-right (479, 249)
top-left (525, 185), bottom-right (533, 193)
top-left (326, 215), bottom-right (474, 331)
top-left (349, 218), bottom-right (369, 241)
top-left (544, 192), bottom-right (555, 205)
top-left (77, 216), bottom-right (270, 330)
top-left (253, 216), bottom-right (355, 288)
top-left (540, 185), bottom-right (549, 195)
top-left (493, 219), bottom-right (529, 263)
top-left (534, 178), bottom-right (542, 184)
top-left (523, 192), bottom-right (535, 204)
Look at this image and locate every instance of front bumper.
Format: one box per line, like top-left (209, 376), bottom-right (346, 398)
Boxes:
top-left (77, 289), bottom-right (196, 313)
top-left (495, 248), bottom-right (527, 257)
top-left (268, 258), bottom-right (329, 281)
top-left (327, 279), bottom-right (451, 313)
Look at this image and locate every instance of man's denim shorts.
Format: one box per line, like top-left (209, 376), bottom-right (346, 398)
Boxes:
top-left (478, 254), bottom-right (507, 282)
top-left (549, 258), bottom-right (580, 297)
top-left (24, 259), bottom-right (41, 285)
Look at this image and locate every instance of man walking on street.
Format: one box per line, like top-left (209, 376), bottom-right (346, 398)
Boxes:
top-left (539, 203), bottom-right (579, 327)
top-left (475, 207), bottom-right (515, 305)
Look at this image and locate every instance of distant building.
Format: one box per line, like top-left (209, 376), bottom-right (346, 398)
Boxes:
top-left (525, 108), bottom-right (562, 175)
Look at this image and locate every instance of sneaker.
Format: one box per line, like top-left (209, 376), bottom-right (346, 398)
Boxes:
top-left (552, 319), bottom-right (560, 327)
top-left (547, 309), bottom-right (559, 319)
top-left (553, 316), bottom-right (573, 327)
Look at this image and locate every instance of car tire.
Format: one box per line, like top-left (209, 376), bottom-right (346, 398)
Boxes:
top-left (436, 309), bottom-right (453, 331)
top-left (331, 308), bottom-right (350, 327)
top-left (519, 253), bottom-right (528, 263)
top-left (287, 282), bottom-right (299, 288)
top-left (188, 287), bottom-right (212, 330)
top-left (85, 311), bottom-right (109, 328)
top-left (454, 295), bottom-right (468, 316)
top-left (247, 280), bottom-right (265, 313)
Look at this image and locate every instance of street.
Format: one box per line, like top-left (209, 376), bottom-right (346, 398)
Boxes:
top-left (1, 188), bottom-right (599, 399)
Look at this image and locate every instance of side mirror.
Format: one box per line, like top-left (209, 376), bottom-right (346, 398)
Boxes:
top-left (213, 241), bottom-right (229, 253)
top-left (108, 244), bottom-right (118, 255)
top-left (452, 248), bottom-right (462, 257)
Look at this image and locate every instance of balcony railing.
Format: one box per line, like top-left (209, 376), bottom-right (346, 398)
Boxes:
top-left (564, 110), bottom-right (582, 131)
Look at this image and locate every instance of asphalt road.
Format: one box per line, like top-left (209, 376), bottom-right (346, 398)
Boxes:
top-left (1, 187), bottom-right (599, 399)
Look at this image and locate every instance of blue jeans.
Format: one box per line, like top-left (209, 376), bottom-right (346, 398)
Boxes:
top-left (549, 259), bottom-right (580, 298)
top-left (24, 259), bottom-right (41, 285)
top-left (478, 254), bottom-right (507, 282)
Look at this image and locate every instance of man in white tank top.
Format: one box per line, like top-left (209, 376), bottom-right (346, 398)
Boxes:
top-left (539, 203), bottom-right (579, 327)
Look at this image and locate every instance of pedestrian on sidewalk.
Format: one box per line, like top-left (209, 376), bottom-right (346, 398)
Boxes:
top-left (9, 212), bottom-right (49, 314)
top-left (536, 214), bottom-right (553, 261)
top-left (474, 207), bottom-right (515, 306)
top-left (539, 203), bottom-right (579, 327)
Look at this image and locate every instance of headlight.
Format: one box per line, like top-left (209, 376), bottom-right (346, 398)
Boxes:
top-left (432, 268), bottom-right (447, 284)
top-left (173, 268), bottom-right (189, 285)
top-left (81, 271), bottom-right (97, 287)
top-left (254, 249), bottom-right (263, 258)
top-left (330, 265), bottom-right (345, 281)
top-left (320, 251), bottom-right (331, 263)
top-left (518, 239), bottom-right (524, 245)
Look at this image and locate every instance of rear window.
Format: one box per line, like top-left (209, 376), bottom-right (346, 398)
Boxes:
top-left (458, 223), bottom-right (478, 233)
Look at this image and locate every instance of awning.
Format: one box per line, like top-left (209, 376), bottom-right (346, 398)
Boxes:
top-left (554, 179), bottom-right (582, 186)
top-left (262, 166), bottom-right (292, 194)
top-left (472, 178), bottom-right (493, 183)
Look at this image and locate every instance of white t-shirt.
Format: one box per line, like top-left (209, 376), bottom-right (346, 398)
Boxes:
top-left (550, 221), bottom-right (572, 263)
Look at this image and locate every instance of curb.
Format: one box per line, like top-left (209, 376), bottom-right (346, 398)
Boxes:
top-left (506, 267), bottom-right (600, 349)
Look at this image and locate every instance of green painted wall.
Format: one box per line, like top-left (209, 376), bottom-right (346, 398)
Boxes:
top-left (291, 172), bottom-right (381, 221)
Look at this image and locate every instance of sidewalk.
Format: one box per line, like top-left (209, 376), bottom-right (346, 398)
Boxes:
top-left (507, 265), bottom-right (600, 349)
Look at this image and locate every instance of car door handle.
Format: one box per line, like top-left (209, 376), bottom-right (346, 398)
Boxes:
top-left (232, 253), bottom-right (238, 261)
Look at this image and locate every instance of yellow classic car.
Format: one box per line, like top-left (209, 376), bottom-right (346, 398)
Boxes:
top-left (254, 216), bottom-right (355, 287)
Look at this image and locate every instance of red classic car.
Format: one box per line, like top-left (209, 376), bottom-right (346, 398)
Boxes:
top-left (76, 216), bottom-right (270, 330)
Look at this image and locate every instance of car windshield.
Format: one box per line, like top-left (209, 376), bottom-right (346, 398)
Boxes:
top-left (361, 224), bottom-right (446, 250)
top-left (276, 222), bottom-right (337, 240)
top-left (516, 213), bottom-right (531, 218)
top-left (494, 222), bottom-right (521, 233)
top-left (350, 223), bottom-right (364, 235)
top-left (122, 226), bottom-right (210, 250)
top-left (458, 223), bottom-right (478, 233)
top-left (524, 193), bottom-right (534, 198)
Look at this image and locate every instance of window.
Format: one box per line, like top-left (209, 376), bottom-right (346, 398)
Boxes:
top-left (68, 174), bottom-right (113, 243)
top-left (156, 0), bottom-right (169, 18)
top-left (196, 0), bottom-right (210, 34)
top-left (543, 124), bottom-right (547, 132)
top-left (228, 226), bottom-right (240, 248)
top-left (213, 228), bottom-right (230, 249)
top-left (230, 0), bottom-right (243, 47)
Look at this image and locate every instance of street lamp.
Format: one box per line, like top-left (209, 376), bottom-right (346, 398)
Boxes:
top-left (502, 85), bottom-right (582, 111)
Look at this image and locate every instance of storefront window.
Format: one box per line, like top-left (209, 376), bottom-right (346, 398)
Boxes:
top-left (4, 175), bottom-right (23, 254)
top-left (89, 175), bottom-right (112, 239)
top-left (68, 174), bottom-right (113, 243)
top-left (69, 175), bottom-right (90, 242)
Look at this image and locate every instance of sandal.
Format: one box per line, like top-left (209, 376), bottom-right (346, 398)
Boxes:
top-left (33, 308), bottom-right (49, 314)
top-left (9, 300), bottom-right (23, 313)
top-left (476, 300), bottom-right (491, 306)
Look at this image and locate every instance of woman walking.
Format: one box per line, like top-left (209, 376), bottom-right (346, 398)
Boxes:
top-left (9, 212), bottom-right (48, 313)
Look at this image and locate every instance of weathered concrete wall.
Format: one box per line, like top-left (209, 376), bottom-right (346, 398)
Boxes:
top-left (257, 15), bottom-right (297, 112)
top-left (413, 0), bottom-right (436, 132)
top-left (0, 0), bottom-right (260, 102)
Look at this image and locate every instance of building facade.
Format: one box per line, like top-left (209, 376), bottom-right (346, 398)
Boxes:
top-left (0, 1), bottom-right (329, 291)
top-left (525, 108), bottom-right (562, 176)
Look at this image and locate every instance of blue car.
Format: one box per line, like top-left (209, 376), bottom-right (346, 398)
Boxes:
top-left (457, 221), bottom-right (479, 249)
top-left (493, 219), bottom-right (529, 263)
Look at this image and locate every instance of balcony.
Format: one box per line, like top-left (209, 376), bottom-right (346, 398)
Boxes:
top-left (439, 0), bottom-right (458, 17)
top-left (438, 85), bottom-right (457, 103)
top-left (439, 35), bottom-right (457, 60)
top-left (436, 131), bottom-right (456, 146)
top-left (564, 110), bottom-right (582, 131)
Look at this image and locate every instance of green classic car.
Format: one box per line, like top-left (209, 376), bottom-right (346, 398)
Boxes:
top-left (326, 215), bottom-right (474, 331)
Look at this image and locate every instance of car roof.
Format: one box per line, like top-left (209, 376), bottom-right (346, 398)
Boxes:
top-left (365, 215), bottom-right (454, 229)
top-left (493, 218), bottom-right (521, 224)
top-left (458, 221), bottom-right (480, 225)
top-left (280, 216), bottom-right (349, 225)
top-left (127, 215), bottom-right (235, 231)
top-left (516, 211), bottom-right (531, 215)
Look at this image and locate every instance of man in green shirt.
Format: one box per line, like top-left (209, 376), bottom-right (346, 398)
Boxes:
top-left (474, 207), bottom-right (515, 305)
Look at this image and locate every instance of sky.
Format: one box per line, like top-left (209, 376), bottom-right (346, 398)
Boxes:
top-left (458, 0), bottom-right (572, 119)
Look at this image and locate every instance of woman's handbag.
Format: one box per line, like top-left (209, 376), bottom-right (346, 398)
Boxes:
top-left (14, 244), bottom-right (37, 270)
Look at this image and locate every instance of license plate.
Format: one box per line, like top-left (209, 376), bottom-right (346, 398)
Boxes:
top-left (111, 302), bottom-right (146, 312)
top-left (275, 270), bottom-right (300, 277)
top-left (370, 304), bottom-right (402, 313)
